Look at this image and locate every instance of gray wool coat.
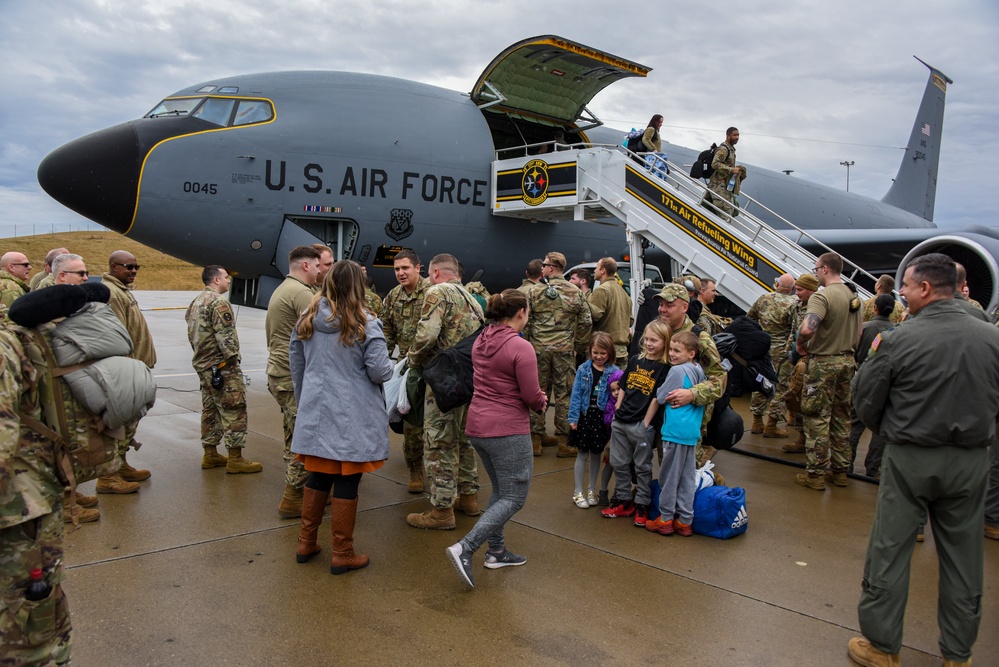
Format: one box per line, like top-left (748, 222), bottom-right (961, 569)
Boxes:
top-left (289, 299), bottom-right (394, 462)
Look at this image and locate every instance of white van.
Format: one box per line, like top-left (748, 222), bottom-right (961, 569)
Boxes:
top-left (564, 262), bottom-right (664, 296)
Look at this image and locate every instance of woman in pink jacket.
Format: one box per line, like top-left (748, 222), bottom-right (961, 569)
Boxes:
top-left (446, 289), bottom-right (546, 588)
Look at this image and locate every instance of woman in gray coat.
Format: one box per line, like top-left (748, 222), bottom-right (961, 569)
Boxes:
top-left (289, 260), bottom-right (394, 574)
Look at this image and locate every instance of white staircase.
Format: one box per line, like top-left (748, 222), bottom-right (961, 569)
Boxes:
top-left (491, 145), bottom-right (874, 312)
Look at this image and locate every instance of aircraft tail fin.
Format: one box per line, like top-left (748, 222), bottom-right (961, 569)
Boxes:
top-left (880, 57), bottom-right (953, 222)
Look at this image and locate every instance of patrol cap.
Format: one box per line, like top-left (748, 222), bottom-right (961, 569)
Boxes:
top-left (795, 273), bottom-right (819, 291)
top-left (653, 283), bottom-right (690, 303)
top-left (674, 275), bottom-right (701, 294)
top-left (544, 252), bottom-right (567, 270)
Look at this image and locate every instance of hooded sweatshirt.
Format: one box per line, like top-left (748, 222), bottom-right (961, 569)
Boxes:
top-left (466, 323), bottom-right (546, 438)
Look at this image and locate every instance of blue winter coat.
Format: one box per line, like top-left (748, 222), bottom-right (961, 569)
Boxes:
top-left (289, 299), bottom-right (394, 462)
top-left (568, 360), bottom-right (620, 425)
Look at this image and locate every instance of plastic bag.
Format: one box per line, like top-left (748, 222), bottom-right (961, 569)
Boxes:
top-left (384, 358), bottom-right (408, 423)
top-left (396, 366), bottom-right (411, 415)
top-left (695, 460), bottom-right (716, 492)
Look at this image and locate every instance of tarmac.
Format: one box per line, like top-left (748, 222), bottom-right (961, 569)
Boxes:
top-left (61, 292), bottom-right (997, 666)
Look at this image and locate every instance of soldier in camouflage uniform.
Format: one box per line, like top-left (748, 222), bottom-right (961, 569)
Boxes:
top-left (524, 252), bottom-right (592, 457)
top-left (794, 254), bottom-right (862, 490)
top-left (651, 283), bottom-right (727, 468)
top-left (265, 246), bottom-right (321, 518)
top-left (695, 278), bottom-right (731, 336)
top-left (861, 275), bottom-right (904, 324)
top-left (185, 265), bottom-right (263, 474)
top-left (517, 259), bottom-right (543, 295)
top-left (29, 249), bottom-right (69, 292)
top-left (0, 252), bottom-right (32, 308)
top-left (359, 265), bottom-right (382, 317)
top-left (381, 249), bottom-right (431, 493)
top-left (746, 273), bottom-right (797, 437)
top-left (706, 127), bottom-right (746, 218)
top-left (0, 306), bottom-right (72, 666)
top-left (406, 254), bottom-right (483, 530)
top-left (782, 273), bottom-right (818, 453)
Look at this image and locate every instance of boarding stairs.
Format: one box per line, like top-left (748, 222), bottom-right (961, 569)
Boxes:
top-left (490, 145), bottom-right (874, 313)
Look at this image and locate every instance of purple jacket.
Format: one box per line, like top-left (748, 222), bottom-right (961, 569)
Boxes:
top-left (466, 324), bottom-right (545, 438)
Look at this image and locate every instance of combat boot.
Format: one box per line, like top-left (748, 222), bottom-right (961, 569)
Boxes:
top-left (455, 493), bottom-right (481, 517)
top-left (540, 434), bottom-right (559, 447)
top-left (96, 473), bottom-right (140, 494)
top-left (942, 658), bottom-right (973, 666)
top-left (63, 505), bottom-right (101, 524)
top-left (795, 472), bottom-right (826, 491)
top-left (763, 417), bottom-right (788, 438)
top-left (751, 415), bottom-right (765, 434)
top-left (67, 490), bottom-right (98, 508)
top-left (847, 637), bottom-right (900, 667)
top-left (406, 506), bottom-right (455, 530)
top-left (532, 434), bottom-right (543, 457)
top-left (118, 454), bottom-right (151, 482)
top-left (407, 460), bottom-right (425, 494)
top-left (329, 497), bottom-right (369, 574)
top-left (226, 448), bottom-right (263, 474)
top-left (296, 487), bottom-right (329, 563)
top-left (556, 435), bottom-right (577, 458)
top-left (278, 484), bottom-right (304, 518)
top-left (824, 470), bottom-right (848, 487)
top-left (201, 447), bottom-right (228, 469)
top-left (783, 430), bottom-right (806, 453)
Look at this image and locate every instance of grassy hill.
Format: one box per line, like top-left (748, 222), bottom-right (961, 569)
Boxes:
top-left (0, 231), bottom-right (203, 290)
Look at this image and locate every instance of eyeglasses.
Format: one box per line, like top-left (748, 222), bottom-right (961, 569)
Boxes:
top-left (813, 266), bottom-right (824, 273)
top-left (114, 263), bottom-right (141, 271)
top-left (63, 270), bottom-right (89, 277)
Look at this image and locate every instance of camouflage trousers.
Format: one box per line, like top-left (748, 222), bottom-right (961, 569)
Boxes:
top-left (529, 350), bottom-right (575, 437)
top-left (402, 421), bottom-right (424, 468)
top-left (706, 181), bottom-right (736, 217)
top-left (423, 387), bottom-right (478, 510)
top-left (267, 376), bottom-right (308, 489)
top-left (694, 401), bottom-right (716, 468)
top-left (197, 365), bottom-right (247, 451)
top-left (801, 354), bottom-right (855, 475)
top-left (750, 346), bottom-right (792, 420)
top-left (0, 509), bottom-right (72, 666)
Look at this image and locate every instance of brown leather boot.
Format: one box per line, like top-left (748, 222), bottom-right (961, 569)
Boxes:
top-left (942, 658), bottom-right (973, 666)
top-left (96, 473), bottom-right (140, 494)
top-left (783, 430), bottom-right (806, 453)
top-left (406, 506), bottom-right (455, 530)
top-left (456, 493), bottom-right (482, 516)
top-left (847, 638), bottom-right (900, 667)
top-left (63, 505), bottom-right (101, 524)
top-left (407, 460), bottom-right (425, 494)
top-left (763, 416), bottom-right (788, 438)
top-left (66, 490), bottom-right (98, 508)
top-left (751, 415), bottom-right (765, 434)
top-left (531, 434), bottom-right (543, 457)
top-left (824, 470), bottom-right (848, 487)
top-left (329, 497), bottom-right (369, 574)
top-left (278, 484), bottom-right (304, 518)
top-left (296, 487), bottom-right (329, 563)
top-left (540, 434), bottom-right (559, 447)
top-left (119, 454), bottom-right (151, 482)
top-left (226, 448), bottom-right (263, 474)
top-left (795, 472), bottom-right (826, 490)
top-left (202, 447), bottom-right (228, 469)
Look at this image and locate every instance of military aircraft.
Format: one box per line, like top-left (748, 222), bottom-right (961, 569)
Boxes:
top-left (36, 35), bottom-right (998, 311)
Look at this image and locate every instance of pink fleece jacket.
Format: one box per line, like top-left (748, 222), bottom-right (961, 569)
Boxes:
top-left (465, 324), bottom-right (546, 438)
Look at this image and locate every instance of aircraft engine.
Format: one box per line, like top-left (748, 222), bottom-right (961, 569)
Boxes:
top-left (896, 228), bottom-right (999, 313)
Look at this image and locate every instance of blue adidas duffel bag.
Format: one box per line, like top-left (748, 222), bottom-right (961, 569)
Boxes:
top-left (692, 486), bottom-right (748, 539)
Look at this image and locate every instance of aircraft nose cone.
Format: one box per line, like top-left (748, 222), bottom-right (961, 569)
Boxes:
top-left (37, 122), bottom-right (140, 234)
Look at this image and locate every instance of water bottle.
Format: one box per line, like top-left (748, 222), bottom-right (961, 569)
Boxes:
top-left (727, 175), bottom-right (737, 191)
top-left (25, 568), bottom-right (51, 602)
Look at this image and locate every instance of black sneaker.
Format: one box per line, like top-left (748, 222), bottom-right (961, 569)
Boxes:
top-left (484, 549), bottom-right (527, 569)
top-left (446, 542), bottom-right (474, 588)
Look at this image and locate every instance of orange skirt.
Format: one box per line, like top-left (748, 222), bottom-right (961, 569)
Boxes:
top-left (296, 454), bottom-right (384, 475)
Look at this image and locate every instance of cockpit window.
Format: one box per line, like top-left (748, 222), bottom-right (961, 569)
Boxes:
top-left (193, 98), bottom-right (236, 126)
top-left (146, 98), bottom-right (202, 118)
top-left (233, 100), bottom-right (273, 126)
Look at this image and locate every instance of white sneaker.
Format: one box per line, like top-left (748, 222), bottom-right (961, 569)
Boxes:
top-left (573, 492), bottom-right (589, 508)
top-left (586, 490), bottom-right (599, 506)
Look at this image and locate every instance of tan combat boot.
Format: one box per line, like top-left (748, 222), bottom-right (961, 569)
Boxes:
top-left (118, 454), bottom-right (151, 482)
top-left (407, 460), bottom-right (425, 494)
top-left (824, 470), bottom-right (848, 487)
top-left (783, 430), bottom-right (806, 453)
top-left (63, 505), bottom-right (101, 524)
top-left (226, 448), bottom-right (263, 474)
top-left (943, 658), bottom-right (973, 666)
top-left (455, 493), bottom-right (482, 517)
top-left (532, 434), bottom-right (543, 457)
top-left (540, 434), bottom-right (559, 447)
top-left (763, 416), bottom-right (789, 438)
top-left (296, 487), bottom-right (329, 563)
top-left (329, 497), bottom-right (369, 574)
top-left (202, 447), bottom-right (228, 469)
top-left (556, 439), bottom-right (578, 458)
top-left (278, 484), bottom-right (304, 518)
top-left (847, 637), bottom-right (900, 667)
top-left (795, 472), bottom-right (826, 491)
top-left (751, 415), bottom-right (765, 434)
top-left (68, 490), bottom-right (99, 508)
top-left (406, 506), bottom-right (455, 530)
top-left (96, 473), bottom-right (140, 494)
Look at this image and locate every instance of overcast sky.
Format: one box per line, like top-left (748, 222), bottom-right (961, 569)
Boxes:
top-left (1, 0), bottom-right (997, 239)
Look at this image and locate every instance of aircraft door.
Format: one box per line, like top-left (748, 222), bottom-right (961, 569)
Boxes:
top-left (280, 216), bottom-right (359, 264)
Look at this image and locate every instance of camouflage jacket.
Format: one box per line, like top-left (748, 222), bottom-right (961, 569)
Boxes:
top-left (407, 279), bottom-right (483, 368)
top-left (186, 288), bottom-right (240, 372)
top-left (708, 141), bottom-right (737, 187)
top-left (365, 288), bottom-right (383, 318)
top-left (0, 270), bottom-right (29, 309)
top-left (861, 296), bottom-right (905, 325)
top-left (0, 312), bottom-right (61, 529)
top-left (517, 279), bottom-right (538, 295)
top-left (382, 276), bottom-right (431, 357)
top-left (695, 303), bottom-right (732, 338)
top-left (103, 273), bottom-right (157, 368)
top-left (678, 315), bottom-right (727, 406)
top-left (33, 273), bottom-right (55, 291)
top-left (524, 276), bottom-right (592, 355)
top-left (747, 291), bottom-right (797, 353)
top-left (787, 301), bottom-right (809, 354)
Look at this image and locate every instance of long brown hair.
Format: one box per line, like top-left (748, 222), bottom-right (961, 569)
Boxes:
top-left (295, 260), bottom-right (369, 346)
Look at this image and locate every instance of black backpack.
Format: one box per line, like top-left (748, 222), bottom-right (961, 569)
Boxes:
top-left (420, 325), bottom-right (484, 413)
top-left (689, 143), bottom-right (719, 179)
top-left (626, 133), bottom-right (646, 153)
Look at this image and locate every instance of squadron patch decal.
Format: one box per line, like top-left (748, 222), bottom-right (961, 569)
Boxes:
top-left (386, 208), bottom-right (415, 241)
top-left (521, 159), bottom-right (550, 206)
